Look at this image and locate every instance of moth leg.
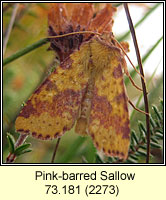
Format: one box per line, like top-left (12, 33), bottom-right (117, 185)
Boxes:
top-left (125, 68), bottom-right (143, 91)
top-left (121, 58), bottom-right (143, 91)
top-left (122, 58), bottom-right (149, 94)
top-left (111, 36), bottom-right (146, 82)
top-left (128, 98), bottom-right (149, 115)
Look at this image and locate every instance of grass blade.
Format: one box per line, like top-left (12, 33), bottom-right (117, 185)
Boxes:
top-left (118, 3), bottom-right (161, 42)
top-left (3, 38), bottom-right (48, 66)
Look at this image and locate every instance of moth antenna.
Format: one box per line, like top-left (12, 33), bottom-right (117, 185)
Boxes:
top-left (47, 31), bottom-right (101, 39)
top-left (111, 37), bottom-right (145, 82)
top-left (128, 99), bottom-right (149, 115)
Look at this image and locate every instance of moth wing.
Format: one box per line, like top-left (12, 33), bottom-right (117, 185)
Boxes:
top-left (88, 38), bottom-right (130, 159)
top-left (15, 43), bottom-right (91, 140)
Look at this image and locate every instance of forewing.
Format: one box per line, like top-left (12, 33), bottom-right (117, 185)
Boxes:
top-left (88, 38), bottom-right (130, 159)
top-left (15, 43), bottom-right (91, 140)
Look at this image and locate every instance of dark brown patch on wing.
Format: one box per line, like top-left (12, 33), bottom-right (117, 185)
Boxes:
top-left (90, 88), bottom-right (112, 126)
top-left (114, 92), bottom-right (126, 103)
top-left (121, 121), bottom-right (130, 139)
top-left (19, 100), bottom-right (37, 119)
top-left (60, 57), bottom-right (73, 70)
top-left (113, 64), bottom-right (123, 78)
top-left (45, 79), bottom-right (58, 92)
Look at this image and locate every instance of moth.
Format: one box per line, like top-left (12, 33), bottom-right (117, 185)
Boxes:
top-left (15, 3), bottom-right (130, 160)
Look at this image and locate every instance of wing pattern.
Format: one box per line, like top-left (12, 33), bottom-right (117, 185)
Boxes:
top-left (87, 38), bottom-right (130, 159)
top-left (15, 43), bottom-right (91, 140)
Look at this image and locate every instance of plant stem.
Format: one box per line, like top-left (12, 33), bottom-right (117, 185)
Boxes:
top-left (3, 3), bottom-right (19, 56)
top-left (6, 133), bottom-right (29, 163)
top-left (3, 38), bottom-right (48, 66)
top-left (51, 138), bottom-right (61, 163)
top-left (56, 137), bottom-right (86, 163)
top-left (3, 31), bottom-right (101, 67)
top-left (124, 3), bottom-right (150, 163)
